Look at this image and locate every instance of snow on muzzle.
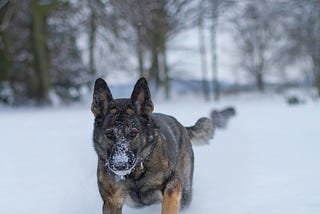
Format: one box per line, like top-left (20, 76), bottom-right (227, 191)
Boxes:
top-left (106, 142), bottom-right (137, 176)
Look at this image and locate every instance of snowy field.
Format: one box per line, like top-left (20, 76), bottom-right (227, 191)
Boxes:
top-left (1, 93), bottom-right (320, 214)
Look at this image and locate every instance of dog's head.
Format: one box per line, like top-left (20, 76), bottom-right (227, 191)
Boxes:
top-left (91, 78), bottom-right (157, 177)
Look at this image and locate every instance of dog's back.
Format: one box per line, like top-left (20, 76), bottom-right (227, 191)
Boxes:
top-left (152, 113), bottom-right (214, 161)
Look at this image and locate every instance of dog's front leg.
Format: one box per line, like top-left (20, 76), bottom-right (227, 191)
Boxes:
top-left (99, 181), bottom-right (126, 214)
top-left (98, 165), bottom-right (126, 214)
top-left (102, 200), bottom-right (123, 214)
top-left (98, 178), bottom-right (126, 214)
top-left (161, 178), bottom-right (182, 214)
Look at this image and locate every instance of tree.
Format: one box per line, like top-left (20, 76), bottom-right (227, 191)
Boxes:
top-left (108, 0), bottom-right (199, 99)
top-left (208, 0), bottom-right (235, 100)
top-left (161, 0), bottom-right (200, 98)
top-left (230, 1), bottom-right (282, 92)
top-left (198, 0), bottom-right (235, 100)
top-left (198, 0), bottom-right (210, 100)
top-left (30, 0), bottom-right (61, 103)
top-left (210, 0), bottom-right (219, 100)
top-left (49, 1), bottom-right (89, 102)
top-left (282, 0), bottom-right (320, 96)
top-left (109, 0), bottom-right (150, 78)
top-left (87, 0), bottom-right (98, 76)
top-left (0, 0), bottom-right (89, 105)
top-left (0, 0), bottom-right (12, 104)
top-left (0, 0), bottom-right (35, 104)
top-left (84, 0), bottom-right (114, 78)
top-left (0, 0), bottom-right (11, 85)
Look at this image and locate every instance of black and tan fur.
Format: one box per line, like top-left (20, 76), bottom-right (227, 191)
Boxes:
top-left (91, 78), bottom-right (214, 214)
top-left (211, 107), bottom-right (236, 129)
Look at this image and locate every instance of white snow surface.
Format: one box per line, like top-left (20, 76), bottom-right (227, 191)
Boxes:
top-left (1, 94), bottom-right (320, 214)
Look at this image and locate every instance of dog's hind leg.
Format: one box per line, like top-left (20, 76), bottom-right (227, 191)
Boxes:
top-left (161, 178), bottom-right (182, 214)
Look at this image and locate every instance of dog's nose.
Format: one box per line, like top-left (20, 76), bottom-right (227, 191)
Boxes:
top-left (108, 143), bottom-right (136, 172)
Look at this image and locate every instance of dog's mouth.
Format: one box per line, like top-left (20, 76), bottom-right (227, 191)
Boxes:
top-left (106, 144), bottom-right (137, 176)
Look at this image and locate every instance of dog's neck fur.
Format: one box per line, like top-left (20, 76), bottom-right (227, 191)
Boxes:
top-left (128, 134), bottom-right (159, 180)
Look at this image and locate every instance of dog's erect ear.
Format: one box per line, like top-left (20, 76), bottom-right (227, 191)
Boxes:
top-left (91, 78), bottom-right (113, 117)
top-left (131, 77), bottom-right (154, 117)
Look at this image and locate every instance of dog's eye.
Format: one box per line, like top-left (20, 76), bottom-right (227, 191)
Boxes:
top-left (128, 131), bottom-right (138, 139)
top-left (105, 130), bottom-right (114, 140)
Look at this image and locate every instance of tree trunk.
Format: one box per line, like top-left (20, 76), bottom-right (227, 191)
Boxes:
top-left (0, 30), bottom-right (11, 104)
top-left (199, 0), bottom-right (210, 101)
top-left (312, 56), bottom-right (320, 96)
top-left (88, 6), bottom-right (97, 76)
top-left (0, 0), bottom-right (12, 89)
top-left (162, 38), bottom-right (170, 100)
top-left (0, 0), bottom-right (9, 82)
top-left (30, 0), bottom-right (52, 104)
top-left (136, 25), bottom-right (144, 78)
top-left (315, 75), bottom-right (320, 97)
top-left (0, 31), bottom-right (10, 83)
top-left (312, 0), bottom-right (320, 96)
top-left (256, 72), bottom-right (264, 92)
top-left (149, 47), bottom-right (161, 88)
top-left (211, 0), bottom-right (219, 101)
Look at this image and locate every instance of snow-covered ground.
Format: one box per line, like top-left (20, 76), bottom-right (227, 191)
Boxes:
top-left (1, 93), bottom-right (320, 214)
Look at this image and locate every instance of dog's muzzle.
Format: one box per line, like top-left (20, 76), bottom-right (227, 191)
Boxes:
top-left (106, 143), bottom-right (137, 176)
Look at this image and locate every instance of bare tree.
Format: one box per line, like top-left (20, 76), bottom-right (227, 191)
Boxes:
top-left (0, 0), bottom-right (12, 88)
top-left (230, 1), bottom-right (283, 92)
top-left (281, 0), bottom-right (320, 96)
top-left (87, 0), bottom-right (98, 75)
top-left (84, 0), bottom-right (116, 79)
top-left (30, 0), bottom-right (62, 103)
top-left (210, 0), bottom-right (219, 99)
top-left (199, 0), bottom-right (235, 100)
top-left (109, 0), bottom-right (198, 99)
top-left (198, 0), bottom-right (210, 100)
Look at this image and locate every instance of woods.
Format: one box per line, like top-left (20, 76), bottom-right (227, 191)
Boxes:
top-left (0, 0), bottom-right (319, 105)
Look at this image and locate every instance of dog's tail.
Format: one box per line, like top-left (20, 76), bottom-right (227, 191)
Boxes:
top-left (186, 117), bottom-right (215, 146)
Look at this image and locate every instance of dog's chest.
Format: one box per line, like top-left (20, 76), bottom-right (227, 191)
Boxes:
top-left (126, 173), bottom-right (165, 206)
top-left (127, 161), bottom-right (169, 192)
top-left (129, 166), bottom-right (166, 190)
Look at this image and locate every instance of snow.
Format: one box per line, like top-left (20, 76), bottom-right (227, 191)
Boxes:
top-left (1, 94), bottom-right (320, 214)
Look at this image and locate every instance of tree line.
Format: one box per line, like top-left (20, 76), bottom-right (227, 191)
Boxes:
top-left (0, 0), bottom-right (319, 105)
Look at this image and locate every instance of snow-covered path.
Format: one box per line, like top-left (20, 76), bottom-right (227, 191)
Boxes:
top-left (1, 96), bottom-right (319, 214)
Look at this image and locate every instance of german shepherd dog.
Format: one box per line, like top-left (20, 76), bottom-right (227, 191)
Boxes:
top-left (91, 78), bottom-right (214, 214)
